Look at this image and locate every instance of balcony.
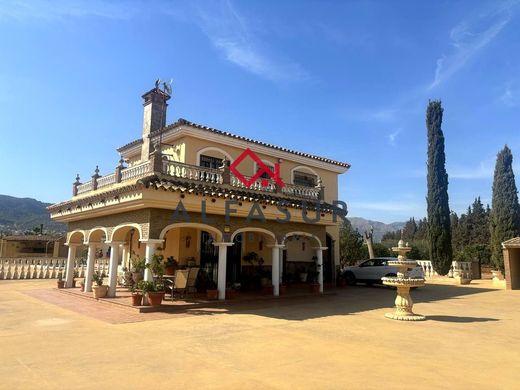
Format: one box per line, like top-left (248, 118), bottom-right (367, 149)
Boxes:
top-left (74, 157), bottom-right (322, 201)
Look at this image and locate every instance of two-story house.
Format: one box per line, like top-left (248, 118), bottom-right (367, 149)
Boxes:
top-left (48, 84), bottom-right (350, 300)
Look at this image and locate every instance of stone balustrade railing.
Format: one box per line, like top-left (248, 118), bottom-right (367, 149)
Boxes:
top-left (73, 156), bottom-right (322, 200)
top-left (0, 257), bottom-right (110, 280)
top-left (417, 260), bottom-right (473, 278)
top-left (163, 160), bottom-right (223, 184)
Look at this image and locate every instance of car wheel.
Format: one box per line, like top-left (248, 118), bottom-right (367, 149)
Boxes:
top-left (344, 272), bottom-right (356, 286)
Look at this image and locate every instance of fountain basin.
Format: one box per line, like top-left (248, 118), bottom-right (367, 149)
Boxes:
top-left (382, 277), bottom-right (425, 288)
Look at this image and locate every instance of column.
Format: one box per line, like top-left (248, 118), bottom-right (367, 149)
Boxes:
top-left (107, 242), bottom-right (123, 297)
top-left (84, 243), bottom-right (96, 292)
top-left (315, 247), bottom-right (326, 293)
top-left (65, 244), bottom-right (78, 288)
top-left (213, 242), bottom-right (233, 300)
top-left (279, 247), bottom-right (284, 284)
top-left (121, 245), bottom-right (129, 270)
top-left (271, 245), bottom-right (281, 296)
top-left (141, 239), bottom-right (164, 282)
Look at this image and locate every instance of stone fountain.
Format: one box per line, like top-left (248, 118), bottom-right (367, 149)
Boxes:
top-left (382, 238), bottom-right (425, 321)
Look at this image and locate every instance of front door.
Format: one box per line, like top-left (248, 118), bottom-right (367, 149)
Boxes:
top-left (227, 234), bottom-right (242, 286)
top-left (200, 231), bottom-right (218, 282)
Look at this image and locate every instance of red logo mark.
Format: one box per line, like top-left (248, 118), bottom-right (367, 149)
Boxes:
top-left (230, 148), bottom-right (285, 188)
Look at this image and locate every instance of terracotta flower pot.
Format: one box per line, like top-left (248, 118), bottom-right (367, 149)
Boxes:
top-left (92, 285), bottom-right (108, 299)
top-left (131, 293), bottom-right (143, 306)
top-left (147, 292), bottom-right (164, 307)
top-left (279, 285), bottom-right (287, 295)
top-left (72, 280), bottom-right (77, 288)
top-left (309, 283), bottom-right (320, 294)
top-left (57, 280), bottom-right (65, 289)
top-left (226, 289), bottom-right (238, 299)
top-left (165, 266), bottom-right (176, 276)
top-left (206, 289), bottom-right (218, 300)
top-left (261, 285), bottom-right (274, 295)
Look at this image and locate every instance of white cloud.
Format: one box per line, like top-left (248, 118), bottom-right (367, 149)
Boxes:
top-left (500, 82), bottom-right (520, 107)
top-left (0, 0), bottom-right (135, 21)
top-left (428, 3), bottom-right (514, 89)
top-left (192, 0), bottom-right (308, 83)
top-left (388, 128), bottom-right (402, 146)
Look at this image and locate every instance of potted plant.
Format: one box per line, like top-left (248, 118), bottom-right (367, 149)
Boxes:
top-left (279, 284), bottom-right (287, 295)
top-left (130, 283), bottom-right (143, 306)
top-left (56, 272), bottom-right (65, 289)
top-left (140, 253), bottom-right (166, 307)
top-left (72, 270), bottom-right (78, 288)
top-left (164, 256), bottom-right (178, 275)
top-left (92, 271), bottom-right (108, 298)
top-left (206, 279), bottom-right (218, 300)
top-left (130, 253), bottom-right (145, 284)
top-left (122, 266), bottom-right (133, 287)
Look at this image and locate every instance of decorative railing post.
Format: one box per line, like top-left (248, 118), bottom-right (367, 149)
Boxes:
top-left (91, 166), bottom-right (100, 191)
top-left (316, 177), bottom-right (325, 201)
top-left (149, 142), bottom-right (164, 173)
top-left (72, 174), bottom-right (81, 196)
top-left (220, 158), bottom-right (231, 185)
top-left (115, 156), bottom-right (124, 183)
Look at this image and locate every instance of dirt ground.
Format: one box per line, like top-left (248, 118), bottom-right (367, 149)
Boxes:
top-left (0, 279), bottom-right (518, 389)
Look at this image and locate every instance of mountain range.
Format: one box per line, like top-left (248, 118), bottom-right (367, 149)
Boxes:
top-left (0, 195), bottom-right (66, 233)
top-left (348, 217), bottom-right (405, 242)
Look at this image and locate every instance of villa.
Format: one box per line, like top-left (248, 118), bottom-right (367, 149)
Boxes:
top-left (48, 84), bottom-right (350, 300)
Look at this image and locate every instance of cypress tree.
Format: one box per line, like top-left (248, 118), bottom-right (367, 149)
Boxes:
top-left (490, 146), bottom-right (520, 270)
top-left (426, 100), bottom-right (452, 275)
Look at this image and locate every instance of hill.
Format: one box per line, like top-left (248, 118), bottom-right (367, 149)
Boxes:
top-left (348, 217), bottom-right (405, 242)
top-left (0, 195), bottom-right (66, 233)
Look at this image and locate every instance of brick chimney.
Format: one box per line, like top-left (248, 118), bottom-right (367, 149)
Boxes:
top-left (141, 82), bottom-right (171, 161)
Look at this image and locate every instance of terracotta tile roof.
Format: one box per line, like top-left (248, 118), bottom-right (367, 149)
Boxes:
top-left (117, 118), bottom-right (351, 169)
top-left (142, 175), bottom-right (341, 213)
top-left (502, 237), bottom-right (520, 247)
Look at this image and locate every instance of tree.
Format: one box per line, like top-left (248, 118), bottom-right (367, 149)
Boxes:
top-left (339, 220), bottom-right (368, 266)
top-left (426, 100), bottom-right (452, 275)
top-left (490, 145), bottom-right (520, 270)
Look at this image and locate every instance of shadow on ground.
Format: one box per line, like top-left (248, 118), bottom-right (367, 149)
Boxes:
top-left (175, 283), bottom-right (499, 322)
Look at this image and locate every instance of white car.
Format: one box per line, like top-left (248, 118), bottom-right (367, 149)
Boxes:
top-left (341, 257), bottom-right (424, 286)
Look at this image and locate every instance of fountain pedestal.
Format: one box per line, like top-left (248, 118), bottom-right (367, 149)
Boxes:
top-left (382, 240), bottom-right (425, 321)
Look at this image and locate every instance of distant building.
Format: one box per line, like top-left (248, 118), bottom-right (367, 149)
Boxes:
top-left (49, 83), bottom-right (350, 299)
top-left (0, 235), bottom-right (66, 258)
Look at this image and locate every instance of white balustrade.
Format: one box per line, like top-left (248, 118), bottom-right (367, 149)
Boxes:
top-left (417, 260), bottom-right (473, 279)
top-left (76, 181), bottom-right (92, 195)
top-left (282, 184), bottom-right (320, 200)
top-left (163, 160), bottom-right (223, 184)
top-left (121, 161), bottom-right (151, 181)
top-left (97, 173), bottom-right (116, 188)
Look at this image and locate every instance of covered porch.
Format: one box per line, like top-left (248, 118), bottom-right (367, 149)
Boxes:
top-left (63, 220), bottom-right (330, 302)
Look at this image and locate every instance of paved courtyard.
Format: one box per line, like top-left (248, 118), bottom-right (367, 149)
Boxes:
top-left (0, 279), bottom-right (518, 389)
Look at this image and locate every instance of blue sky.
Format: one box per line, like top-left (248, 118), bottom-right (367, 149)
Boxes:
top-left (0, 0), bottom-right (519, 223)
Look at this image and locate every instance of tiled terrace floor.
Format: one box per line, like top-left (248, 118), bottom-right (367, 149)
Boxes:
top-left (1, 278), bottom-right (519, 389)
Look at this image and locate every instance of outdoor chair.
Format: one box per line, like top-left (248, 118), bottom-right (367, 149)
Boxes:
top-left (165, 269), bottom-right (189, 300)
top-left (186, 267), bottom-right (200, 296)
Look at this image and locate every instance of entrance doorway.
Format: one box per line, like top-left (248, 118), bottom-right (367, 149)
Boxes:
top-left (227, 234), bottom-right (242, 285)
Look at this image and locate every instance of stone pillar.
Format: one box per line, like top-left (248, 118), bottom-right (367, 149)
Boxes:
top-left (65, 244), bottom-right (79, 288)
top-left (214, 242), bottom-right (233, 300)
top-left (84, 243), bottom-right (97, 292)
top-left (121, 245), bottom-right (129, 270)
top-left (141, 239), bottom-right (164, 282)
top-left (107, 242), bottom-right (123, 297)
top-left (271, 245), bottom-right (282, 296)
top-left (315, 247), bottom-right (326, 293)
top-left (72, 174), bottom-right (81, 196)
top-left (279, 247), bottom-right (284, 283)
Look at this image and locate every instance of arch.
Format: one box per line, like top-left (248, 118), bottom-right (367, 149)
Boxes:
top-left (196, 146), bottom-right (233, 165)
top-left (290, 165), bottom-right (319, 185)
top-left (282, 231), bottom-right (323, 248)
top-left (159, 222), bottom-right (223, 242)
top-left (110, 223), bottom-right (143, 242)
top-left (230, 227), bottom-right (277, 244)
top-left (86, 227), bottom-right (109, 244)
top-left (67, 230), bottom-right (86, 245)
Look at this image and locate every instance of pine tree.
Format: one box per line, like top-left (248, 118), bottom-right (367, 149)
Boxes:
top-left (426, 100), bottom-right (452, 275)
top-left (490, 146), bottom-right (520, 270)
